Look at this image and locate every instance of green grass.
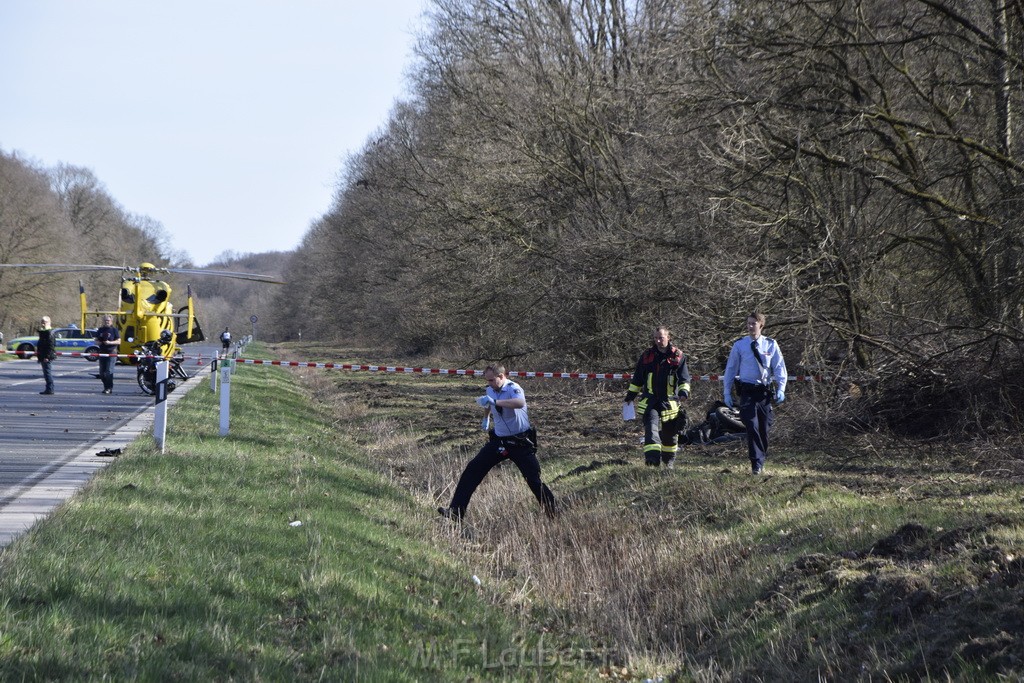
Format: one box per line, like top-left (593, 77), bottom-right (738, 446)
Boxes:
top-left (271, 342), bottom-right (1024, 682)
top-left (0, 347), bottom-right (598, 681)
top-left (4, 341), bottom-right (1024, 681)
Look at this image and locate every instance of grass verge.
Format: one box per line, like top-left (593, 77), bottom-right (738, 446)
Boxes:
top-left (0, 346), bottom-right (600, 681)
top-left (279, 342), bottom-right (1024, 682)
top-left (5, 340), bottom-right (1023, 681)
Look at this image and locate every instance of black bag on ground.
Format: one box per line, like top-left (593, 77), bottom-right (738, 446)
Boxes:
top-left (680, 401), bottom-right (745, 445)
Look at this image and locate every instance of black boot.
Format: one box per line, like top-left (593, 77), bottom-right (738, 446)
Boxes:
top-left (437, 506), bottom-right (463, 522)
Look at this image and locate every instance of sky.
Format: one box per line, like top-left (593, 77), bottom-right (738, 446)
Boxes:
top-left (0, 1), bottom-right (429, 266)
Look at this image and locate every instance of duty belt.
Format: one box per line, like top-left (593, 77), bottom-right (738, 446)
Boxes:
top-left (739, 382), bottom-right (771, 396)
top-left (493, 429), bottom-right (536, 448)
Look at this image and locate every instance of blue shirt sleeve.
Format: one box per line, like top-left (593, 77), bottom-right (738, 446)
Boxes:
top-left (723, 340), bottom-right (740, 397)
top-left (768, 339), bottom-right (787, 391)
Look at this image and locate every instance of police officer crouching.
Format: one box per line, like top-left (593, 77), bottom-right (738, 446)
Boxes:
top-left (439, 364), bottom-right (556, 522)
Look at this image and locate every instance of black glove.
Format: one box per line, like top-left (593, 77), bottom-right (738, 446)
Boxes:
top-left (624, 391), bottom-right (637, 403)
top-left (677, 389), bottom-right (689, 400)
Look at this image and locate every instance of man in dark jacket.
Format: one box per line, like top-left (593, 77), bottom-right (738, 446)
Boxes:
top-left (624, 326), bottom-right (692, 467)
top-left (94, 314), bottom-right (121, 394)
top-left (37, 315), bottom-right (57, 395)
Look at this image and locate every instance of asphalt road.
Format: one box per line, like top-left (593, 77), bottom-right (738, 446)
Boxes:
top-left (0, 344), bottom-right (220, 546)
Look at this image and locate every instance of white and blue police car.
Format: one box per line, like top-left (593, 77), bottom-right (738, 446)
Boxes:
top-left (5, 326), bottom-right (101, 361)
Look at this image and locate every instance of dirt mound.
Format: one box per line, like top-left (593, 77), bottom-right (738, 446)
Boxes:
top-left (867, 522), bottom-right (928, 558)
top-left (749, 520), bottom-right (1024, 680)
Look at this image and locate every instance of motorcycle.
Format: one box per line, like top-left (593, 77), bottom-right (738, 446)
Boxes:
top-left (134, 337), bottom-right (190, 395)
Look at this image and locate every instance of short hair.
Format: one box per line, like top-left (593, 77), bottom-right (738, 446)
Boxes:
top-left (41, 315), bottom-right (51, 325)
top-left (484, 364), bottom-right (506, 377)
top-left (655, 326), bottom-right (671, 337)
top-left (748, 311), bottom-right (766, 326)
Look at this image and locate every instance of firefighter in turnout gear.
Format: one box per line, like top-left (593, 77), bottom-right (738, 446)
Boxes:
top-left (624, 326), bottom-right (692, 467)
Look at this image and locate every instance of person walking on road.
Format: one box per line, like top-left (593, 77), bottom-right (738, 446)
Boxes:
top-left (723, 312), bottom-right (787, 475)
top-left (439, 364), bottom-right (556, 522)
top-left (94, 314), bottom-right (121, 394)
top-left (624, 326), bottom-right (692, 467)
top-left (37, 316), bottom-right (56, 395)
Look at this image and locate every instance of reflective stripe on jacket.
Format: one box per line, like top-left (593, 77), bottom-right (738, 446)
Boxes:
top-left (626, 344), bottom-right (692, 414)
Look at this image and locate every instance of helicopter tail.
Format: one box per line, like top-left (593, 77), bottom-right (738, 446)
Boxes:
top-left (187, 285), bottom-right (194, 340)
top-left (175, 285), bottom-right (204, 343)
top-left (175, 305), bottom-right (205, 343)
top-left (79, 280), bottom-right (88, 330)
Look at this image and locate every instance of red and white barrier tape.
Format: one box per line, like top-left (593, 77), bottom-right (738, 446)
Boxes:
top-left (0, 350), bottom-right (128, 359)
top-left (233, 358), bottom-right (632, 379)
top-left (0, 348), bottom-right (824, 381)
top-left (231, 358), bottom-right (824, 382)
top-left (0, 350), bottom-right (210, 362)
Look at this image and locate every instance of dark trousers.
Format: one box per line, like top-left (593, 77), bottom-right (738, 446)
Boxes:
top-left (40, 359), bottom-right (54, 392)
top-left (739, 389), bottom-right (774, 471)
top-left (642, 407), bottom-right (682, 466)
top-left (450, 438), bottom-right (556, 517)
top-left (98, 355), bottom-right (116, 391)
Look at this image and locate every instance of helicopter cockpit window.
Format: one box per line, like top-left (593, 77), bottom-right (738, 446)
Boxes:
top-left (121, 287), bottom-right (134, 303)
top-left (147, 289), bottom-right (168, 304)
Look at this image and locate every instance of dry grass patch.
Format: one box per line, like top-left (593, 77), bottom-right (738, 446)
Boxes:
top-left (273, 343), bottom-right (1024, 681)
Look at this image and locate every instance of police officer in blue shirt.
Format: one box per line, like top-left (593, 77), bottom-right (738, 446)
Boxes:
top-left (723, 312), bottom-right (787, 474)
top-left (439, 364), bottom-right (556, 521)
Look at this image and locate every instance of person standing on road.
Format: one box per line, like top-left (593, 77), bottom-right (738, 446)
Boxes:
top-left (723, 312), bottom-right (787, 475)
top-left (439, 364), bottom-right (556, 522)
top-left (94, 315), bottom-right (121, 394)
top-left (37, 316), bottom-right (56, 395)
top-left (220, 327), bottom-right (231, 353)
top-left (624, 326), bottom-right (692, 467)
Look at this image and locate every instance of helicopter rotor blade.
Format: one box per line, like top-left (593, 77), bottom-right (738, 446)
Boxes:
top-left (0, 264), bottom-right (127, 274)
top-left (163, 267), bottom-right (285, 284)
top-left (0, 263), bottom-right (284, 283)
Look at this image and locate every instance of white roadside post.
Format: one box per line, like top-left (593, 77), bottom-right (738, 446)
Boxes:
top-left (154, 360), bottom-right (169, 453)
top-left (219, 358), bottom-right (232, 436)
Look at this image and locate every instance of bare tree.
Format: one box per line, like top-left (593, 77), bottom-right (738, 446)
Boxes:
top-left (286, 0), bottom-right (728, 366)
top-left (0, 151), bottom-right (74, 331)
top-left (697, 0), bottom-right (1024, 429)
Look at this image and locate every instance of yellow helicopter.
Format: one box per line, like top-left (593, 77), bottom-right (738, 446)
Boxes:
top-left (0, 262), bottom-right (284, 363)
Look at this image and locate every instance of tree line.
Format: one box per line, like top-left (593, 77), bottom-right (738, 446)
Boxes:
top-left (0, 150), bottom-right (291, 342)
top-left (268, 0), bottom-right (1024, 436)
top-left (0, 150), bottom-right (187, 336)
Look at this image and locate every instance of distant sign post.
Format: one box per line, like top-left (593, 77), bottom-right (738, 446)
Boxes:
top-left (249, 314), bottom-right (258, 341)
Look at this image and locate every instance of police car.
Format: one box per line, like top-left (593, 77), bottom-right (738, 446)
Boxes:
top-left (5, 326), bottom-right (101, 361)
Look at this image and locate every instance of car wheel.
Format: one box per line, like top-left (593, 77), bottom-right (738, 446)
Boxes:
top-left (713, 406), bottom-right (745, 432)
top-left (85, 345), bottom-right (101, 361)
top-left (16, 343), bottom-right (35, 360)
